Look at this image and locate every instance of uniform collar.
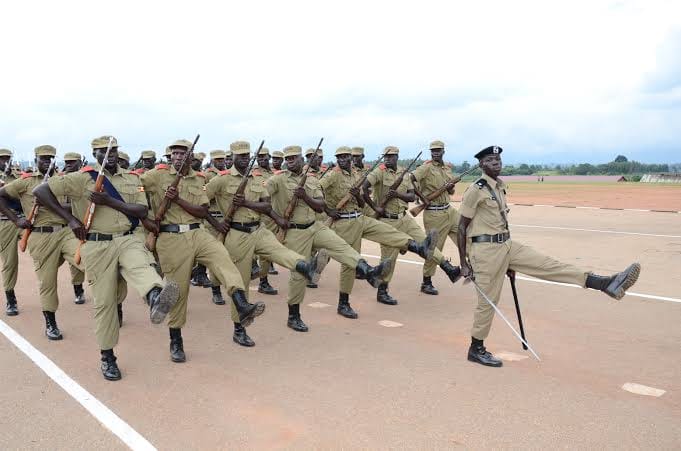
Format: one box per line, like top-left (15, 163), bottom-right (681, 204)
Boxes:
top-left (229, 166), bottom-right (252, 177)
top-left (94, 163), bottom-right (122, 177)
top-left (169, 165), bottom-right (199, 178)
top-left (481, 172), bottom-right (504, 189)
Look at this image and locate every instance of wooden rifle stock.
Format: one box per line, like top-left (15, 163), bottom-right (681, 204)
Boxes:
top-left (145, 134), bottom-right (200, 252)
top-left (276, 138), bottom-right (323, 242)
top-left (373, 151), bottom-right (422, 219)
top-left (19, 158), bottom-right (56, 252)
top-left (409, 164), bottom-right (479, 217)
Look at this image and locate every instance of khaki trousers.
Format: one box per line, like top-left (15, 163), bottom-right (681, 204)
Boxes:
top-left (379, 213), bottom-right (444, 283)
top-left (422, 206), bottom-right (460, 277)
top-left (202, 222), bottom-right (223, 287)
top-left (27, 228), bottom-right (84, 312)
top-left (331, 215), bottom-right (411, 294)
top-left (0, 220), bottom-right (19, 291)
top-left (69, 264), bottom-right (85, 285)
top-left (283, 222), bottom-right (361, 305)
top-left (223, 225), bottom-right (304, 322)
top-left (468, 239), bottom-right (588, 340)
top-left (156, 228), bottom-right (245, 329)
top-left (258, 216), bottom-right (278, 278)
top-left (80, 234), bottom-right (160, 350)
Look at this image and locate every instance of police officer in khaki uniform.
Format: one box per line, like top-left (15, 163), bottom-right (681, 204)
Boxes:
top-left (0, 148), bottom-right (21, 315)
top-left (267, 146), bottom-right (388, 331)
top-left (63, 152), bottom-right (87, 305)
top-left (458, 145), bottom-right (641, 367)
top-left (255, 146), bottom-right (280, 295)
top-left (206, 140), bottom-right (329, 347)
top-left (320, 146), bottom-right (438, 318)
top-left (412, 140), bottom-right (460, 295)
top-left (191, 151), bottom-right (206, 172)
top-left (140, 150), bottom-right (156, 171)
top-left (141, 139), bottom-right (266, 362)
top-left (224, 148), bottom-right (234, 170)
top-left (117, 151), bottom-right (131, 170)
top-left (271, 150), bottom-right (284, 171)
top-left (363, 146), bottom-right (462, 305)
top-left (194, 149), bottom-right (228, 301)
top-left (33, 136), bottom-right (181, 381)
top-left (0, 145), bottom-right (85, 340)
top-left (351, 146), bottom-right (374, 219)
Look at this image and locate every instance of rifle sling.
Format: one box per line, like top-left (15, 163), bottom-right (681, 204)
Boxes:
top-left (85, 170), bottom-right (139, 232)
top-left (483, 184), bottom-right (509, 232)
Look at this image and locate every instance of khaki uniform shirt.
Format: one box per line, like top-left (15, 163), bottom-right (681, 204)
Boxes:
top-left (6, 172), bottom-right (66, 227)
top-left (267, 170), bottom-right (322, 224)
top-left (205, 166), bottom-right (266, 223)
top-left (320, 166), bottom-right (360, 212)
top-left (366, 164), bottom-right (411, 215)
top-left (0, 170), bottom-right (20, 187)
top-left (412, 160), bottom-right (455, 205)
top-left (459, 173), bottom-right (509, 237)
top-left (48, 165), bottom-right (145, 233)
top-left (204, 167), bottom-right (221, 213)
top-left (141, 166), bottom-right (208, 225)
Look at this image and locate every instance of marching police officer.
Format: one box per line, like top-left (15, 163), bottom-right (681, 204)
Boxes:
top-left (0, 148), bottom-right (21, 315)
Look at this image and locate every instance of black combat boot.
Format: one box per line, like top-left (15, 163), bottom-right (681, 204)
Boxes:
top-left (250, 260), bottom-right (261, 280)
top-left (73, 284), bottom-right (85, 304)
top-left (43, 311), bottom-right (63, 340)
top-left (5, 289), bottom-right (18, 316)
top-left (169, 328), bottom-right (186, 363)
top-left (295, 249), bottom-right (329, 284)
top-left (287, 304), bottom-right (309, 332)
top-left (376, 283), bottom-right (398, 305)
top-left (145, 281), bottom-right (180, 324)
top-left (467, 338), bottom-right (503, 367)
top-left (117, 304), bottom-right (123, 327)
top-left (355, 258), bottom-right (391, 288)
top-left (440, 260), bottom-right (462, 284)
top-left (585, 263), bottom-right (641, 300)
top-left (268, 263), bottom-right (278, 275)
top-left (406, 230), bottom-right (437, 260)
top-left (211, 286), bottom-right (225, 305)
top-left (420, 276), bottom-right (439, 295)
top-left (231, 289), bottom-right (265, 328)
top-left (233, 323), bottom-right (255, 347)
top-left (258, 277), bottom-right (278, 295)
top-left (337, 292), bottom-right (358, 319)
top-left (191, 264), bottom-right (212, 288)
top-left (100, 349), bottom-right (122, 381)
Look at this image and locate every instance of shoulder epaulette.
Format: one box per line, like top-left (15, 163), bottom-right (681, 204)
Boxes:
top-left (20, 172), bottom-right (33, 179)
top-left (79, 166), bottom-right (95, 173)
top-left (424, 160), bottom-right (432, 165)
top-left (252, 169), bottom-right (262, 176)
top-left (196, 171), bottom-right (206, 178)
top-left (320, 165), bottom-right (328, 171)
top-left (156, 164), bottom-right (169, 170)
top-left (333, 166), bottom-right (341, 172)
top-left (475, 178), bottom-right (488, 189)
top-left (273, 169), bottom-right (284, 175)
top-left (219, 169), bottom-right (230, 176)
top-left (378, 163), bottom-right (386, 171)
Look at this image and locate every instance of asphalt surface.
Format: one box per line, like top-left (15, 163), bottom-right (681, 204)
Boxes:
top-left (1, 205), bottom-right (679, 450)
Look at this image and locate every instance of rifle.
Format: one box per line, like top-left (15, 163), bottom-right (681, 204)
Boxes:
top-left (373, 151), bottom-right (422, 219)
top-left (216, 140), bottom-right (263, 242)
top-left (324, 153), bottom-right (386, 227)
top-left (144, 134), bottom-right (200, 252)
top-left (276, 138), bottom-right (323, 242)
top-left (19, 157), bottom-right (57, 252)
top-left (317, 163), bottom-right (335, 180)
top-left (4, 158), bottom-right (12, 177)
top-left (409, 164), bottom-right (479, 217)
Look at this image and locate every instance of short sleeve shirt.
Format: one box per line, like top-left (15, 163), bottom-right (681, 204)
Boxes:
top-left (205, 166), bottom-right (265, 223)
top-left (141, 166), bottom-right (208, 225)
top-left (267, 170), bottom-right (322, 224)
top-left (320, 167), bottom-right (360, 212)
top-left (366, 164), bottom-right (412, 214)
top-left (412, 160), bottom-right (455, 205)
top-left (459, 173), bottom-right (510, 237)
top-left (6, 172), bottom-right (67, 227)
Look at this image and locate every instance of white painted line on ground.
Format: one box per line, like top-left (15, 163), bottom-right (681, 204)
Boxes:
top-left (308, 302), bottom-right (331, 308)
top-left (378, 320), bottom-right (403, 328)
top-left (621, 383), bottom-right (666, 397)
top-left (361, 254), bottom-right (681, 304)
top-left (0, 319), bottom-right (156, 451)
top-left (496, 351), bottom-right (529, 362)
top-left (575, 206), bottom-right (600, 210)
top-left (510, 224), bottom-right (681, 239)
top-left (509, 203), bottom-right (680, 214)
top-left (533, 204), bottom-right (555, 207)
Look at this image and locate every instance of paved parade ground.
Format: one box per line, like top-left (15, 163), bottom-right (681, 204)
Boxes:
top-left (1, 183), bottom-right (680, 450)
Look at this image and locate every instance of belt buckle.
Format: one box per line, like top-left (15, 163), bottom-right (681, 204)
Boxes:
top-left (178, 224), bottom-right (190, 233)
top-left (495, 233), bottom-right (504, 243)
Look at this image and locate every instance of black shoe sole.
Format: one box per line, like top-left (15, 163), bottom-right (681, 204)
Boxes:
top-left (6, 310), bottom-right (18, 316)
top-left (308, 249), bottom-right (329, 284)
top-left (420, 287), bottom-right (439, 296)
top-left (240, 302), bottom-right (266, 328)
top-left (46, 331), bottom-right (63, 341)
top-left (212, 298), bottom-right (226, 305)
top-left (287, 323), bottom-right (309, 332)
top-left (607, 263), bottom-right (641, 300)
top-left (337, 310), bottom-right (358, 319)
top-left (467, 354), bottom-right (503, 367)
top-left (377, 299), bottom-right (398, 305)
top-left (170, 355), bottom-right (186, 363)
top-left (102, 372), bottom-right (122, 381)
top-left (258, 288), bottom-right (279, 295)
top-left (232, 336), bottom-right (255, 347)
top-left (150, 280), bottom-right (180, 324)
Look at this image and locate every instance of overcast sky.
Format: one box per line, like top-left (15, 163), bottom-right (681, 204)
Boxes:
top-left (2, 0), bottom-right (680, 164)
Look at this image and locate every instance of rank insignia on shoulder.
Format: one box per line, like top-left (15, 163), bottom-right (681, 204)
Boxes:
top-left (475, 178), bottom-right (487, 189)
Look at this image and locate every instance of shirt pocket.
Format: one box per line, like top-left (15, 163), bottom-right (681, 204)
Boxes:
top-left (249, 183), bottom-right (265, 201)
top-left (187, 185), bottom-right (205, 204)
top-left (119, 183), bottom-right (141, 203)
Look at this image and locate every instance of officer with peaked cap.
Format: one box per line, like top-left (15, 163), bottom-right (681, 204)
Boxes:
top-left (320, 146), bottom-right (438, 318)
top-left (33, 136), bottom-right (181, 380)
top-left (267, 145), bottom-right (388, 331)
top-left (0, 148), bottom-right (21, 315)
top-left (0, 145), bottom-right (85, 339)
top-left (458, 145), bottom-right (641, 367)
top-left (255, 146), bottom-right (281, 294)
top-left (363, 146), bottom-right (462, 305)
top-left (206, 140), bottom-right (329, 347)
top-left (412, 139), bottom-right (461, 295)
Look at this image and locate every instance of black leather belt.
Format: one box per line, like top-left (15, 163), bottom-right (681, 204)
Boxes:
top-left (338, 211), bottom-right (362, 219)
top-left (86, 231), bottom-right (134, 241)
top-left (229, 221), bottom-right (260, 233)
top-left (159, 223), bottom-right (201, 233)
top-left (425, 204), bottom-right (450, 211)
top-left (471, 233), bottom-right (510, 243)
top-left (383, 211), bottom-right (406, 220)
top-left (288, 222), bottom-right (315, 230)
top-left (33, 226), bottom-right (65, 233)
